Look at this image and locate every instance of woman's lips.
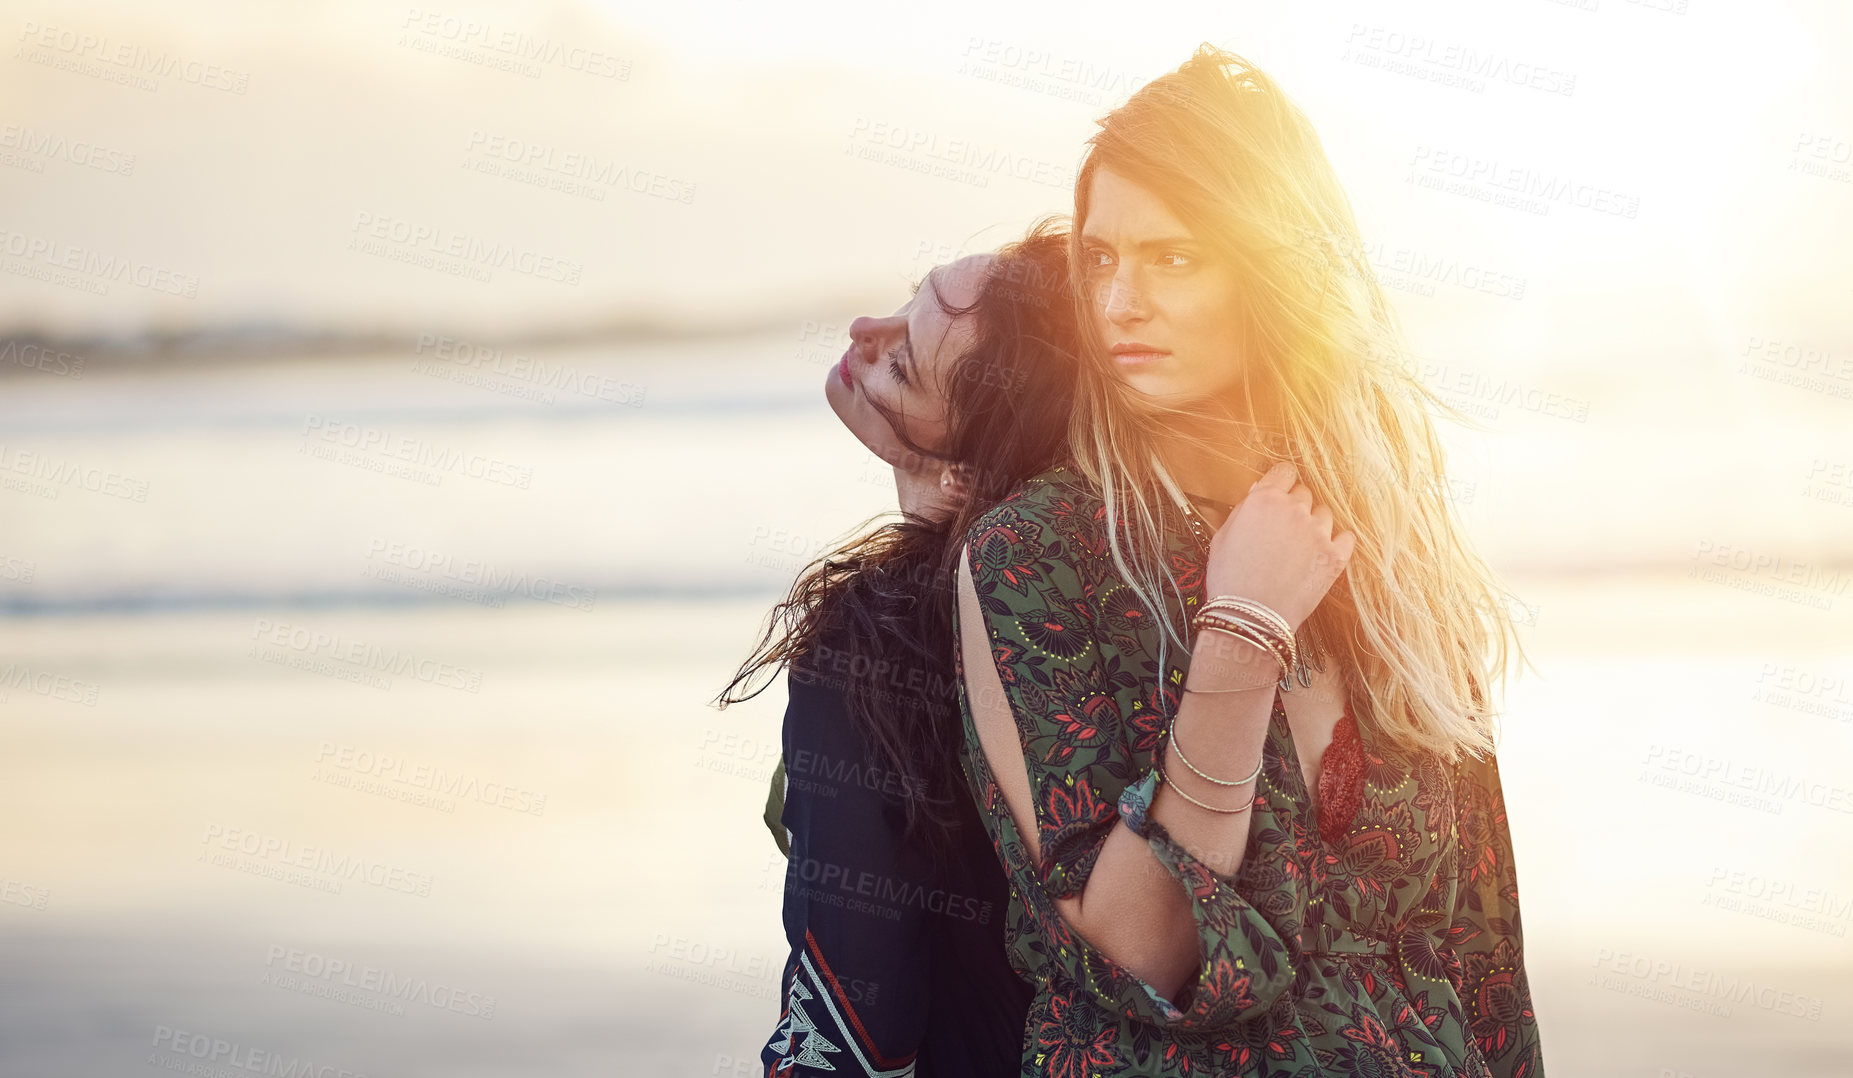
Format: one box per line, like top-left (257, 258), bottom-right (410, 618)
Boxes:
top-left (1111, 342), bottom-right (1169, 369)
top-left (837, 351), bottom-right (853, 388)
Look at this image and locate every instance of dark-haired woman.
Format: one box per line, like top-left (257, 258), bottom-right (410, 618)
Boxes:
top-left (717, 220), bottom-right (1081, 1076)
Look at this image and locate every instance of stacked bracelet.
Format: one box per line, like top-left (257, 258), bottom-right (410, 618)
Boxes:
top-left (1202, 597), bottom-right (1295, 654)
top-left (1164, 595), bottom-right (1308, 812)
top-left (1194, 611), bottom-right (1292, 680)
top-left (1167, 718), bottom-right (1263, 788)
top-left (1155, 757), bottom-right (1256, 814)
top-left (1189, 595), bottom-right (1309, 692)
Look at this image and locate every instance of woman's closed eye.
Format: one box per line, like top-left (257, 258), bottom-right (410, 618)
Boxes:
top-left (887, 345), bottom-right (910, 386)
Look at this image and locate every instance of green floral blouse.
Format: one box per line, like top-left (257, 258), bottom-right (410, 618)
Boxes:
top-left (953, 465), bottom-right (1545, 1077)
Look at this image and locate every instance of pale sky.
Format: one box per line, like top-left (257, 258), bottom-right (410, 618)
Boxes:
top-left (1, 0), bottom-right (1847, 387)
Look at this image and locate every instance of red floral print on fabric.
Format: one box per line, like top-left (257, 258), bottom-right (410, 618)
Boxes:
top-left (953, 467), bottom-right (1546, 1076)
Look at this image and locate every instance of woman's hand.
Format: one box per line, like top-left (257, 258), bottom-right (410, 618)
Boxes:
top-left (1202, 462), bottom-right (1355, 631)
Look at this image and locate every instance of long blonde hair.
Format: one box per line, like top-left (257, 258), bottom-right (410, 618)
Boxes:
top-left (1068, 44), bottom-right (1532, 764)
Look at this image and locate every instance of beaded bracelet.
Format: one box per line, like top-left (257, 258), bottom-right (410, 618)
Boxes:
top-left (1200, 597), bottom-right (1295, 651)
top-left (1193, 611), bottom-right (1293, 678)
top-left (1197, 607), bottom-right (1297, 671)
top-left (1194, 595), bottom-right (1295, 640)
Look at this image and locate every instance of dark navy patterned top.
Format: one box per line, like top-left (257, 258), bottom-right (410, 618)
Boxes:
top-left (762, 624), bottom-right (1034, 1076)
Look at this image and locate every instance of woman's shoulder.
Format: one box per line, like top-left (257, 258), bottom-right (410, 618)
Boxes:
top-left (961, 463), bottom-right (1109, 612)
top-left (781, 636), bottom-right (918, 812)
top-left (782, 623), bottom-right (858, 738)
top-left (964, 463), bottom-right (1102, 551)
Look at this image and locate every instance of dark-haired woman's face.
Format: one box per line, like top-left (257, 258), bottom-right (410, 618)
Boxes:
top-left (825, 254), bottom-right (991, 468)
top-left (1080, 168), bottom-right (1245, 405)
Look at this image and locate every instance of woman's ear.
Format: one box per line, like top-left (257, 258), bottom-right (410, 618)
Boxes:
top-left (938, 462), bottom-right (974, 504)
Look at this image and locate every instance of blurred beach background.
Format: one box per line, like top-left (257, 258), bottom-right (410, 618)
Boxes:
top-left (1, 0), bottom-right (1851, 1074)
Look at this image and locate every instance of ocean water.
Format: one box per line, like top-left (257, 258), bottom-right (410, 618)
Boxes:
top-left (1, 336), bottom-right (1850, 1075)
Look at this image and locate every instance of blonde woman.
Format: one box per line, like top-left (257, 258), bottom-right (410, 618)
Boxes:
top-left (953, 46), bottom-right (1545, 1076)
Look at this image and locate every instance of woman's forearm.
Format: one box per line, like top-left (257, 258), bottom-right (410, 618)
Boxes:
top-left (1148, 630), bottom-right (1278, 877)
top-left (1069, 630), bottom-right (1278, 1002)
top-left (957, 550), bottom-right (1283, 1008)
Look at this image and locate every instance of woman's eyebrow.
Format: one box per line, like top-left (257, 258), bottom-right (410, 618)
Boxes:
top-left (1083, 231), bottom-right (1195, 251)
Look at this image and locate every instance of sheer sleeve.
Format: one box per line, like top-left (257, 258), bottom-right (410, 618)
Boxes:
top-left (761, 670), bottom-right (931, 1076)
top-left (1447, 750), bottom-right (1546, 1078)
top-left (957, 490), bottom-right (1296, 1032)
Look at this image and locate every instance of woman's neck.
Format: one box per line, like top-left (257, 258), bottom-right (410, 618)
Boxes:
top-left (1153, 416), bottom-right (1270, 524)
top-left (893, 466), bottom-right (954, 522)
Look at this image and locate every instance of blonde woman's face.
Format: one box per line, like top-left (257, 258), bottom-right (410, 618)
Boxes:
top-left (1080, 168), bottom-right (1245, 405)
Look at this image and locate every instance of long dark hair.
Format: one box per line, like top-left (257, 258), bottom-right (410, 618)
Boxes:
top-left (714, 217), bottom-right (1080, 865)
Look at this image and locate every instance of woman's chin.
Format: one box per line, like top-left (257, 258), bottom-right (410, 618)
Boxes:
top-left (1120, 370), bottom-right (1236, 415)
top-left (823, 366), bottom-right (852, 418)
top-left (1119, 371), bottom-right (1187, 407)
top-left (823, 377), bottom-right (884, 456)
